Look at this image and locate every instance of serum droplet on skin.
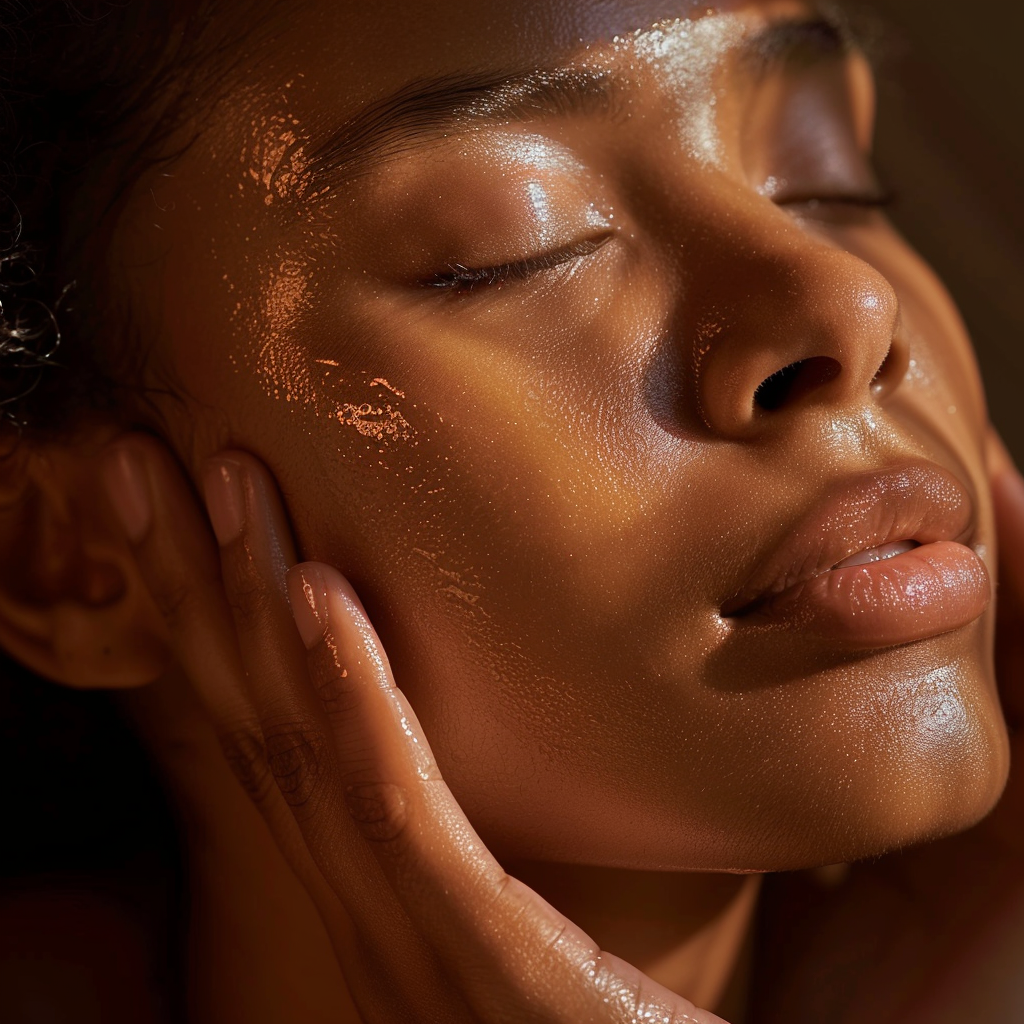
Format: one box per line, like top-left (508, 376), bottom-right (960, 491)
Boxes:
top-left (336, 401), bottom-right (416, 443)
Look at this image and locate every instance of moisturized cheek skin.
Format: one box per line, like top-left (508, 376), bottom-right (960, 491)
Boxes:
top-left (228, 261), bottom-right (484, 620)
top-left (250, 334), bottom-right (481, 619)
top-left (244, 258), bottom-right (318, 405)
top-left (330, 370), bottom-right (416, 444)
top-left (250, 324), bottom-right (420, 450)
top-left (227, 213), bottom-right (420, 445)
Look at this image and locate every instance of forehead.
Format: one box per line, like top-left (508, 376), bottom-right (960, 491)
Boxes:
top-left (208, 0), bottom-right (821, 205)
top-left (245, 0), bottom-right (814, 105)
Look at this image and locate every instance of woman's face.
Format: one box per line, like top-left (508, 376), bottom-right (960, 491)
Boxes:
top-left (113, 0), bottom-right (1009, 870)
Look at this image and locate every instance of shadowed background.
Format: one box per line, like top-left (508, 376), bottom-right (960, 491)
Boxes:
top-left (863, 0), bottom-right (1024, 459)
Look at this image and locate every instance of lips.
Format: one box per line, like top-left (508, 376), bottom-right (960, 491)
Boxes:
top-left (723, 462), bottom-right (991, 649)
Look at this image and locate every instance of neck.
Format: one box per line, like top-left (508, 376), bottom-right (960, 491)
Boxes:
top-left (502, 859), bottom-right (761, 1015)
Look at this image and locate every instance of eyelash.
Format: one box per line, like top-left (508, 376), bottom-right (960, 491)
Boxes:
top-left (425, 236), bottom-right (610, 295)
top-left (788, 191), bottom-right (895, 205)
top-left (420, 187), bottom-right (893, 297)
top-left (776, 189), bottom-right (897, 214)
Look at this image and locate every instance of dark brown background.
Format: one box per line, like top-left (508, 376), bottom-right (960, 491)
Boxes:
top-left (863, 0), bottom-right (1024, 459)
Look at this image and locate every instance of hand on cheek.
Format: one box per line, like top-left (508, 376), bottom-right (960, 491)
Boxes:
top-left (101, 436), bottom-right (729, 1024)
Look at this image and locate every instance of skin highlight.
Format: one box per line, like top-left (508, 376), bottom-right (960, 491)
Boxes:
top-left (2, 0), bottom-right (1022, 1019)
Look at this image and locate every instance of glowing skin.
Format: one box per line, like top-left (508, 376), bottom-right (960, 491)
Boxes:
top-left (113, 0), bottom-right (1006, 882)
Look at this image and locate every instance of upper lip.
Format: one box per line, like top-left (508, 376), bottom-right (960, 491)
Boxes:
top-left (722, 461), bottom-right (976, 617)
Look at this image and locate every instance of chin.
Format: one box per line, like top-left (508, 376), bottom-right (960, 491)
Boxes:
top-left (483, 639), bottom-right (1009, 875)
top-left (472, 725), bottom-right (1009, 878)
top-left (434, 610), bottom-right (1011, 875)
top-left (836, 708), bottom-right (1009, 864)
top-left (716, 650), bottom-right (1011, 873)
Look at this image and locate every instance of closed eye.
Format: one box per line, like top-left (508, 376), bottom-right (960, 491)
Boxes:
top-left (775, 187), bottom-right (897, 226)
top-left (423, 234), bottom-right (612, 295)
top-left (778, 189), bottom-right (896, 209)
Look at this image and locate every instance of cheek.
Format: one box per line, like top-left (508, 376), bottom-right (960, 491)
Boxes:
top-left (842, 223), bottom-right (988, 435)
top-left (183, 255), bottom-right (723, 813)
top-left (145, 176), bottom-right (1006, 870)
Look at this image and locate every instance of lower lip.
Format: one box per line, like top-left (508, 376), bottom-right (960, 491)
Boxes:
top-left (748, 541), bottom-right (991, 648)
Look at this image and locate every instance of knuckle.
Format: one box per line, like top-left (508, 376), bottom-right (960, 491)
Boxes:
top-left (261, 718), bottom-right (327, 811)
top-left (543, 919), bottom-right (569, 956)
top-left (219, 724), bottom-right (274, 803)
top-left (480, 870), bottom-right (515, 919)
top-left (666, 1009), bottom-right (696, 1024)
top-left (224, 569), bottom-right (276, 633)
top-left (308, 650), bottom-right (362, 719)
top-left (343, 781), bottom-right (411, 846)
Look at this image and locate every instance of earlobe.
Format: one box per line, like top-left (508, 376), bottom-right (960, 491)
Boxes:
top-left (0, 431), bottom-right (171, 689)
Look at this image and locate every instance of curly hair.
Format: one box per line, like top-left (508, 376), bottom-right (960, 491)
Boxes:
top-left (0, 0), bottom-right (241, 434)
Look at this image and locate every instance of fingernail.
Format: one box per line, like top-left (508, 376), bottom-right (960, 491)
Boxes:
top-left (287, 563), bottom-right (327, 649)
top-left (102, 445), bottom-right (152, 543)
top-left (203, 457), bottom-right (246, 546)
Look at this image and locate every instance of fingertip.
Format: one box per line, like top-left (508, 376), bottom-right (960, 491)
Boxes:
top-left (202, 456), bottom-right (246, 547)
top-left (293, 561), bottom-right (369, 614)
top-left (288, 562), bottom-right (388, 688)
top-left (205, 449), bottom-right (299, 572)
top-left (102, 440), bottom-right (152, 544)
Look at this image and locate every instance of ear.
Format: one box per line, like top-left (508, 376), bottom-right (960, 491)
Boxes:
top-left (0, 425), bottom-right (170, 688)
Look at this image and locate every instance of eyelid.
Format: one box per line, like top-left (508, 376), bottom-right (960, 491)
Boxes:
top-left (423, 233), bottom-right (613, 294)
top-left (774, 189), bottom-right (897, 228)
top-left (766, 155), bottom-right (895, 212)
top-left (775, 189), bottom-right (896, 209)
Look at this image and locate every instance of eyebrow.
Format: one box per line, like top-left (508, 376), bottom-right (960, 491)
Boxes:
top-left (742, 12), bottom-right (853, 76)
top-left (300, 13), bottom-right (854, 197)
top-left (302, 67), bottom-right (621, 189)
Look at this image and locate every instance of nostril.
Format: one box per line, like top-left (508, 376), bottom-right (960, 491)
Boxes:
top-left (754, 362), bottom-right (803, 411)
top-left (754, 356), bottom-right (841, 412)
top-left (870, 344), bottom-right (906, 395)
top-left (871, 350), bottom-right (892, 386)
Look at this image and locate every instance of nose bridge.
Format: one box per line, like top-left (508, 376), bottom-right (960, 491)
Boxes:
top-left (663, 181), bottom-right (906, 438)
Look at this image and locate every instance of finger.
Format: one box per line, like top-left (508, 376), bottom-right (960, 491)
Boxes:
top-left (101, 437), bottom-right (252, 729)
top-left (201, 453), bottom-right (321, 803)
top-left (198, 451), bottom-right (473, 1021)
top-left (288, 562), bottom-right (728, 1024)
top-left (102, 438), bottom-right (344, 899)
top-left (199, 453), bottom-right (396, 912)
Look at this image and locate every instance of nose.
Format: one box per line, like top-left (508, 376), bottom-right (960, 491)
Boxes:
top-left (677, 193), bottom-right (909, 438)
